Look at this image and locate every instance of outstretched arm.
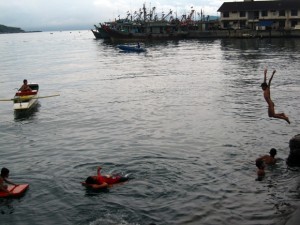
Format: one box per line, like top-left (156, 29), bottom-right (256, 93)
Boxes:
top-left (4, 178), bottom-right (17, 186)
top-left (97, 167), bottom-right (102, 176)
top-left (92, 182), bottom-right (108, 189)
top-left (268, 70), bottom-right (276, 87)
top-left (19, 85), bottom-right (32, 92)
top-left (0, 185), bottom-right (10, 193)
top-left (263, 69), bottom-right (267, 83)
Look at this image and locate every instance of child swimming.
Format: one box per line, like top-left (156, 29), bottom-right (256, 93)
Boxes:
top-left (84, 167), bottom-right (129, 189)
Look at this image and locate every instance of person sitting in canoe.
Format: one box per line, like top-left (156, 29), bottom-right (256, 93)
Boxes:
top-left (19, 79), bottom-right (32, 92)
top-left (83, 166), bottom-right (129, 189)
top-left (0, 167), bottom-right (18, 195)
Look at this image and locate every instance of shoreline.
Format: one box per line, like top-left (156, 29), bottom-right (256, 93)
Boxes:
top-left (187, 29), bottom-right (300, 39)
top-left (0, 31), bottom-right (42, 34)
top-left (93, 29), bottom-right (300, 40)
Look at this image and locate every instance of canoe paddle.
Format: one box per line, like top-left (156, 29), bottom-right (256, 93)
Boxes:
top-left (32, 94), bottom-right (60, 99)
top-left (0, 94), bottom-right (60, 102)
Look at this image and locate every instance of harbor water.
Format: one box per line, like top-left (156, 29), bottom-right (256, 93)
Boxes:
top-left (0, 31), bottom-right (300, 225)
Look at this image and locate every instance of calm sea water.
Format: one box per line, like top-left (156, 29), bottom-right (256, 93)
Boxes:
top-left (0, 31), bottom-right (300, 225)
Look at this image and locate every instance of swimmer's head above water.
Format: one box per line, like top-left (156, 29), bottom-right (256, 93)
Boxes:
top-left (269, 148), bottom-right (277, 157)
top-left (85, 176), bottom-right (98, 184)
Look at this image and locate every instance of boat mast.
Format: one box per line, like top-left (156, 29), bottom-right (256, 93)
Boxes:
top-left (143, 4), bottom-right (147, 22)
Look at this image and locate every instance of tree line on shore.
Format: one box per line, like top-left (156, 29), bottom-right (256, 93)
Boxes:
top-left (0, 24), bottom-right (25, 34)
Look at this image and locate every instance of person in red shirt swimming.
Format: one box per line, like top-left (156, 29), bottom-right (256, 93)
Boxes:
top-left (84, 167), bottom-right (129, 189)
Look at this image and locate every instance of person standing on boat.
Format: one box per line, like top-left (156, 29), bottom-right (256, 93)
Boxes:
top-left (137, 42), bottom-right (140, 48)
top-left (261, 69), bottom-right (290, 124)
top-left (19, 79), bottom-right (32, 92)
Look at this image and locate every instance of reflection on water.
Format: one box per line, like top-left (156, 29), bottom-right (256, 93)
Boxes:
top-left (84, 188), bottom-right (110, 196)
top-left (220, 38), bottom-right (300, 50)
top-left (0, 198), bottom-right (14, 215)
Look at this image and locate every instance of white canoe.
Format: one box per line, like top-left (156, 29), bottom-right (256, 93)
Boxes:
top-left (13, 83), bottom-right (39, 110)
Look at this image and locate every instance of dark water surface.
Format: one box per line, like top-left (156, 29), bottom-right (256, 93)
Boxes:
top-left (0, 31), bottom-right (300, 225)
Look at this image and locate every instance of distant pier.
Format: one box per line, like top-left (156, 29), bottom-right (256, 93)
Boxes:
top-left (187, 29), bottom-right (300, 39)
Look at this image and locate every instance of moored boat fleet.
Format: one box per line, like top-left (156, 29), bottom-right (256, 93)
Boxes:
top-left (91, 4), bottom-right (216, 41)
top-left (92, 2), bottom-right (300, 41)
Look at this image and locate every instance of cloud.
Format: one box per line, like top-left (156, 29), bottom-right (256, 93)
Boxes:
top-left (0, 0), bottom-right (227, 31)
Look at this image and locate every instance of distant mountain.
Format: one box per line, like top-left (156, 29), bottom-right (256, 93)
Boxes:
top-left (209, 16), bottom-right (219, 21)
top-left (0, 24), bottom-right (25, 33)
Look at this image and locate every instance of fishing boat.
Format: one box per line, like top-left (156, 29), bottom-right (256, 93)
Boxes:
top-left (117, 44), bottom-right (146, 52)
top-left (103, 21), bottom-right (188, 41)
top-left (97, 4), bottom-right (189, 41)
top-left (13, 83), bottom-right (39, 110)
top-left (91, 29), bottom-right (103, 39)
top-left (91, 24), bottom-right (110, 39)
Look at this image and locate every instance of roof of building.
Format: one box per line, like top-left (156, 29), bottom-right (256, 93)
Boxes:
top-left (218, 0), bottom-right (300, 12)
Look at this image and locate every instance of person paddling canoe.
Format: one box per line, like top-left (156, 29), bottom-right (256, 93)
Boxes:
top-left (0, 168), bottom-right (18, 195)
top-left (19, 79), bottom-right (32, 92)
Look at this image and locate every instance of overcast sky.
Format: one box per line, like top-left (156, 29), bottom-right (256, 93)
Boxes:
top-left (0, 0), bottom-right (234, 31)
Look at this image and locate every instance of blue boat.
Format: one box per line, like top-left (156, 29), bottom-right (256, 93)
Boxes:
top-left (117, 44), bottom-right (146, 52)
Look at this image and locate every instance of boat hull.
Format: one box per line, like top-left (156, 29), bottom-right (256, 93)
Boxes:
top-left (13, 98), bottom-right (38, 110)
top-left (104, 26), bottom-right (188, 41)
top-left (91, 29), bottom-right (103, 39)
top-left (91, 28), bottom-right (110, 39)
top-left (118, 45), bottom-right (146, 52)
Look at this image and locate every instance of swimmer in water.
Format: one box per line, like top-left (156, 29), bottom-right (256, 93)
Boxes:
top-left (85, 167), bottom-right (108, 189)
top-left (261, 69), bottom-right (290, 124)
top-left (84, 166), bottom-right (129, 189)
top-left (256, 148), bottom-right (277, 166)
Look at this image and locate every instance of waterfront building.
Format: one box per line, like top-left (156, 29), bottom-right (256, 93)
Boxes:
top-left (218, 0), bottom-right (300, 30)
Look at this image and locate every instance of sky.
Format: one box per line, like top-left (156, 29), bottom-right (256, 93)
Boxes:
top-left (0, 0), bottom-right (234, 31)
